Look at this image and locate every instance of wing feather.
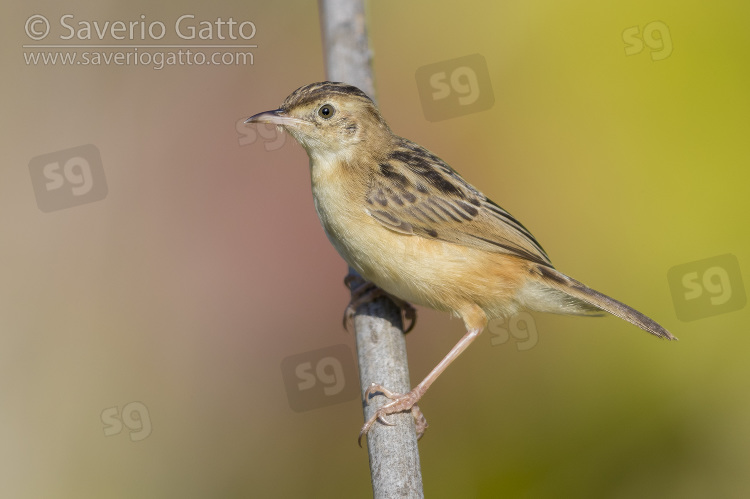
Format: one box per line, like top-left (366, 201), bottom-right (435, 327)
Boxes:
top-left (365, 137), bottom-right (552, 267)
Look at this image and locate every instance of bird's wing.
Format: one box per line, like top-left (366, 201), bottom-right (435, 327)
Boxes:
top-left (366, 137), bottom-right (552, 267)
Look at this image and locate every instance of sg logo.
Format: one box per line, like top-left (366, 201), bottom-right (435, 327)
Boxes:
top-left (415, 53), bottom-right (494, 122)
top-left (668, 254), bottom-right (746, 321)
top-left (489, 312), bottom-right (539, 351)
top-left (623, 21), bottom-right (673, 61)
top-left (281, 344), bottom-right (358, 412)
top-left (28, 144), bottom-right (108, 212)
top-left (101, 401), bottom-right (152, 442)
top-left (236, 117), bottom-right (287, 151)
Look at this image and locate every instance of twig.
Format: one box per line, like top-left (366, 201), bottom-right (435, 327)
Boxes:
top-left (318, 1), bottom-right (424, 497)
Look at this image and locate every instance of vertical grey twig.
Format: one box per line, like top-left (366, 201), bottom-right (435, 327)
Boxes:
top-left (318, 1), bottom-right (424, 497)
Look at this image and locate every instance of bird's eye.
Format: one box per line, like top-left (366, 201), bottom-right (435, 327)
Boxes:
top-left (318, 104), bottom-right (335, 119)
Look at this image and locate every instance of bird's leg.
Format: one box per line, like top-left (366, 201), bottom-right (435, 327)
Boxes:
top-left (343, 274), bottom-right (417, 333)
top-left (359, 384), bottom-right (429, 444)
top-left (358, 326), bottom-right (483, 446)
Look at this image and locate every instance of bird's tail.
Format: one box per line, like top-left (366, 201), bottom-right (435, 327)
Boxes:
top-left (532, 265), bottom-right (677, 340)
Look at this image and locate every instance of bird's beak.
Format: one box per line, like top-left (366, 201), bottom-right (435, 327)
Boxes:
top-left (245, 109), bottom-right (302, 127)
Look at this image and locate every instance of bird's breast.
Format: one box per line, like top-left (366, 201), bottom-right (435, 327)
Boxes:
top-left (308, 154), bottom-right (527, 318)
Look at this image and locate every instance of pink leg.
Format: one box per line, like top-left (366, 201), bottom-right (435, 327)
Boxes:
top-left (358, 326), bottom-right (483, 446)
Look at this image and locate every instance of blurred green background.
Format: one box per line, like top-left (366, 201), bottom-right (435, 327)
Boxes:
top-left (2, 1), bottom-right (749, 497)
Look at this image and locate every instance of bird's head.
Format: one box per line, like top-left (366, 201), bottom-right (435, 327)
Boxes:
top-left (245, 82), bottom-right (392, 162)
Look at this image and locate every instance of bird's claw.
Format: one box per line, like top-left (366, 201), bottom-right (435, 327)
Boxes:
top-left (343, 276), bottom-right (417, 333)
top-left (358, 382), bottom-right (428, 447)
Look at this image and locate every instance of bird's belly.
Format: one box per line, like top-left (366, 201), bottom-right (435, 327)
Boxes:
top-left (314, 200), bottom-right (431, 303)
top-left (319, 206), bottom-right (524, 317)
top-left (311, 173), bottom-right (526, 319)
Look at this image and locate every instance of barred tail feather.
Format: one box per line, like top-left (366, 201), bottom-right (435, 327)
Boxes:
top-left (536, 265), bottom-right (677, 340)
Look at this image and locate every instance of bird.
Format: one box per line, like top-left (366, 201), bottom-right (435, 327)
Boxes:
top-left (245, 81), bottom-right (676, 444)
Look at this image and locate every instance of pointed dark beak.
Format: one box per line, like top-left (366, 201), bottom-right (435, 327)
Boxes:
top-left (245, 109), bottom-right (295, 126)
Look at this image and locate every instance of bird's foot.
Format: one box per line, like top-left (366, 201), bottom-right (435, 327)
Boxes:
top-left (358, 383), bottom-right (428, 446)
top-left (343, 275), bottom-right (416, 333)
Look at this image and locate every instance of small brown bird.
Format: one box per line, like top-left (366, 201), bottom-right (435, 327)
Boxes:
top-left (246, 81), bottom-right (676, 443)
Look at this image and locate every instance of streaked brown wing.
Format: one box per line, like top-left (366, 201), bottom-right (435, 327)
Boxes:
top-left (366, 137), bottom-right (552, 267)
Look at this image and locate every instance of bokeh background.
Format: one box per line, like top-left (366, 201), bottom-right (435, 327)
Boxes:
top-left (2, 1), bottom-right (749, 497)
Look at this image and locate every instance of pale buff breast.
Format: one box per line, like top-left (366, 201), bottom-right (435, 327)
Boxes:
top-left (310, 158), bottom-right (529, 320)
